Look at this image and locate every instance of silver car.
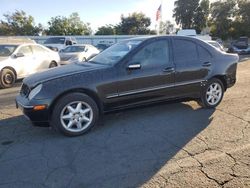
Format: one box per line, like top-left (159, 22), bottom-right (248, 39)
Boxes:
top-left (59, 44), bottom-right (100, 65)
top-left (0, 42), bottom-right (60, 88)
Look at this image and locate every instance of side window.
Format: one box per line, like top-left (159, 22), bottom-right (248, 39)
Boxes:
top-left (197, 45), bottom-right (212, 59)
top-left (173, 39), bottom-right (198, 65)
top-left (131, 40), bottom-right (169, 68)
top-left (18, 46), bottom-right (32, 56)
top-left (31, 45), bottom-right (48, 53)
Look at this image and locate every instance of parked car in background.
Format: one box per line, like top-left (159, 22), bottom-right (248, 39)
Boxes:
top-left (228, 37), bottom-right (250, 54)
top-left (16, 36), bottom-right (238, 136)
top-left (59, 44), bottom-right (99, 65)
top-left (43, 36), bottom-right (77, 52)
top-left (206, 40), bottom-right (227, 52)
top-left (95, 43), bottom-right (111, 52)
top-left (0, 40), bottom-right (60, 88)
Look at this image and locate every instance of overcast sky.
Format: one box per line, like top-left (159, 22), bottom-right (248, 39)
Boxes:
top-left (0, 0), bottom-right (175, 31)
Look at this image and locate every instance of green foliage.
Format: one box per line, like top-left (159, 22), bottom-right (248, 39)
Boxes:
top-left (0, 10), bottom-right (39, 36)
top-left (193, 0), bottom-right (210, 34)
top-left (173, 0), bottom-right (209, 34)
top-left (209, 0), bottom-right (237, 39)
top-left (95, 25), bottom-right (116, 35)
top-left (46, 12), bottom-right (92, 35)
top-left (159, 20), bottom-right (175, 35)
top-left (96, 12), bottom-right (153, 35)
top-left (116, 12), bottom-right (151, 35)
top-left (173, 0), bottom-right (200, 29)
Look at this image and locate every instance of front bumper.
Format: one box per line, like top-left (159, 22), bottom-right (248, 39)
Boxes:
top-left (16, 95), bottom-right (50, 123)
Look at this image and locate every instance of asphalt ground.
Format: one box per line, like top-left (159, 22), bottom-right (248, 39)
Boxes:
top-left (0, 57), bottom-right (249, 188)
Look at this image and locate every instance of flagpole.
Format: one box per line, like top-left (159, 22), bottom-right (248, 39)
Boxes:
top-left (158, 0), bottom-right (163, 35)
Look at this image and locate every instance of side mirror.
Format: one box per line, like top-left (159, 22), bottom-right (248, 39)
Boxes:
top-left (127, 63), bottom-right (141, 70)
top-left (13, 53), bottom-right (24, 58)
top-left (66, 40), bottom-right (72, 46)
top-left (85, 48), bottom-right (88, 52)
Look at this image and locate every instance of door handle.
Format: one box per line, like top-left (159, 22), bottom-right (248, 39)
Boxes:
top-left (202, 62), bottom-right (211, 67)
top-left (163, 67), bottom-right (175, 73)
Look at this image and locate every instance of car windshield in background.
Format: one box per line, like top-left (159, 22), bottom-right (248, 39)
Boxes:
top-left (0, 45), bottom-right (17, 57)
top-left (44, 37), bottom-right (65, 44)
top-left (90, 40), bottom-right (142, 65)
top-left (63, 46), bottom-right (85, 53)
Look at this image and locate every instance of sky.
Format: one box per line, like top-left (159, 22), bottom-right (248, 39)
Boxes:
top-left (0, 0), bottom-right (175, 32)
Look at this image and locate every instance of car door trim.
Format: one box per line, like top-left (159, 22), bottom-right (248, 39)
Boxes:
top-left (106, 79), bottom-right (204, 99)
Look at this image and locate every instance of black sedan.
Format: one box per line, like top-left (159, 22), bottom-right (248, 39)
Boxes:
top-left (16, 36), bottom-right (239, 136)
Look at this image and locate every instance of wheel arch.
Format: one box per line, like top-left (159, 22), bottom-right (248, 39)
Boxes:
top-left (50, 60), bottom-right (58, 65)
top-left (48, 88), bottom-right (103, 120)
top-left (212, 75), bottom-right (227, 91)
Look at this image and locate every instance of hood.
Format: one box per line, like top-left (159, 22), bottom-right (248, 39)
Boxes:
top-left (0, 56), bottom-right (9, 62)
top-left (24, 62), bottom-right (107, 87)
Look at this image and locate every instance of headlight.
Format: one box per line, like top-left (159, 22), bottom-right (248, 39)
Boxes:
top-left (28, 84), bottom-right (42, 100)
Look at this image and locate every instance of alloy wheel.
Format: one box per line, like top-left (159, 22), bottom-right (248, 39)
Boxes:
top-left (206, 83), bottom-right (222, 106)
top-left (60, 101), bottom-right (93, 133)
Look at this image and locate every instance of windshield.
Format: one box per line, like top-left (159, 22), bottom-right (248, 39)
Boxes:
top-left (44, 37), bottom-right (65, 44)
top-left (90, 40), bottom-right (143, 65)
top-left (62, 46), bottom-right (85, 53)
top-left (0, 45), bottom-right (17, 57)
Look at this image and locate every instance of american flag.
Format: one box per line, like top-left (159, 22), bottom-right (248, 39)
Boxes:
top-left (156, 5), bottom-right (162, 21)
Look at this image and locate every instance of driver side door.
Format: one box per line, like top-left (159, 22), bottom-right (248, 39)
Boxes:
top-left (114, 39), bottom-right (175, 108)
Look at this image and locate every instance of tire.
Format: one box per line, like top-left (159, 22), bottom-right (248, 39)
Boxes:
top-left (0, 68), bottom-right (16, 89)
top-left (51, 93), bottom-right (99, 136)
top-left (49, 61), bottom-right (57, 68)
top-left (198, 78), bottom-right (224, 108)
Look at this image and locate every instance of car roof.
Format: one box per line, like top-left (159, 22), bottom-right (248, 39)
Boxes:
top-left (123, 35), bottom-right (208, 43)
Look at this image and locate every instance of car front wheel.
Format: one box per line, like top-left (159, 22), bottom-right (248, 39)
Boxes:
top-left (198, 78), bottom-right (224, 108)
top-left (0, 68), bottom-right (16, 89)
top-left (51, 93), bottom-right (99, 136)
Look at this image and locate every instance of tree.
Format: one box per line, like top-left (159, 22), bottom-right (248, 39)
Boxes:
top-left (0, 10), bottom-right (38, 36)
top-left (237, 0), bottom-right (250, 37)
top-left (159, 21), bottom-right (175, 35)
top-left (173, 0), bottom-right (200, 29)
top-left (95, 24), bottom-right (116, 35)
top-left (193, 0), bottom-right (210, 34)
top-left (209, 0), bottom-right (236, 39)
top-left (116, 12), bottom-right (151, 35)
top-left (46, 12), bottom-right (92, 35)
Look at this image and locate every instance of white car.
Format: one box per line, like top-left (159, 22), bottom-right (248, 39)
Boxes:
top-left (43, 36), bottom-right (77, 51)
top-left (59, 44), bottom-right (100, 65)
top-left (206, 40), bottom-right (227, 52)
top-left (0, 43), bottom-right (60, 88)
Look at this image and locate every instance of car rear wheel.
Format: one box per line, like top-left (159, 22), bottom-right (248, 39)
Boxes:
top-left (198, 78), bottom-right (224, 108)
top-left (49, 61), bottom-right (57, 68)
top-left (51, 93), bottom-right (99, 136)
top-left (0, 68), bottom-right (16, 89)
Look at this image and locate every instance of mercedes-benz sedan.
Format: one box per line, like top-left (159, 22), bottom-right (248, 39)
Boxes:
top-left (16, 36), bottom-right (239, 136)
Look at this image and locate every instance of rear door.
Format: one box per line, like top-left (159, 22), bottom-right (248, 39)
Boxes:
top-left (172, 38), bottom-right (211, 97)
